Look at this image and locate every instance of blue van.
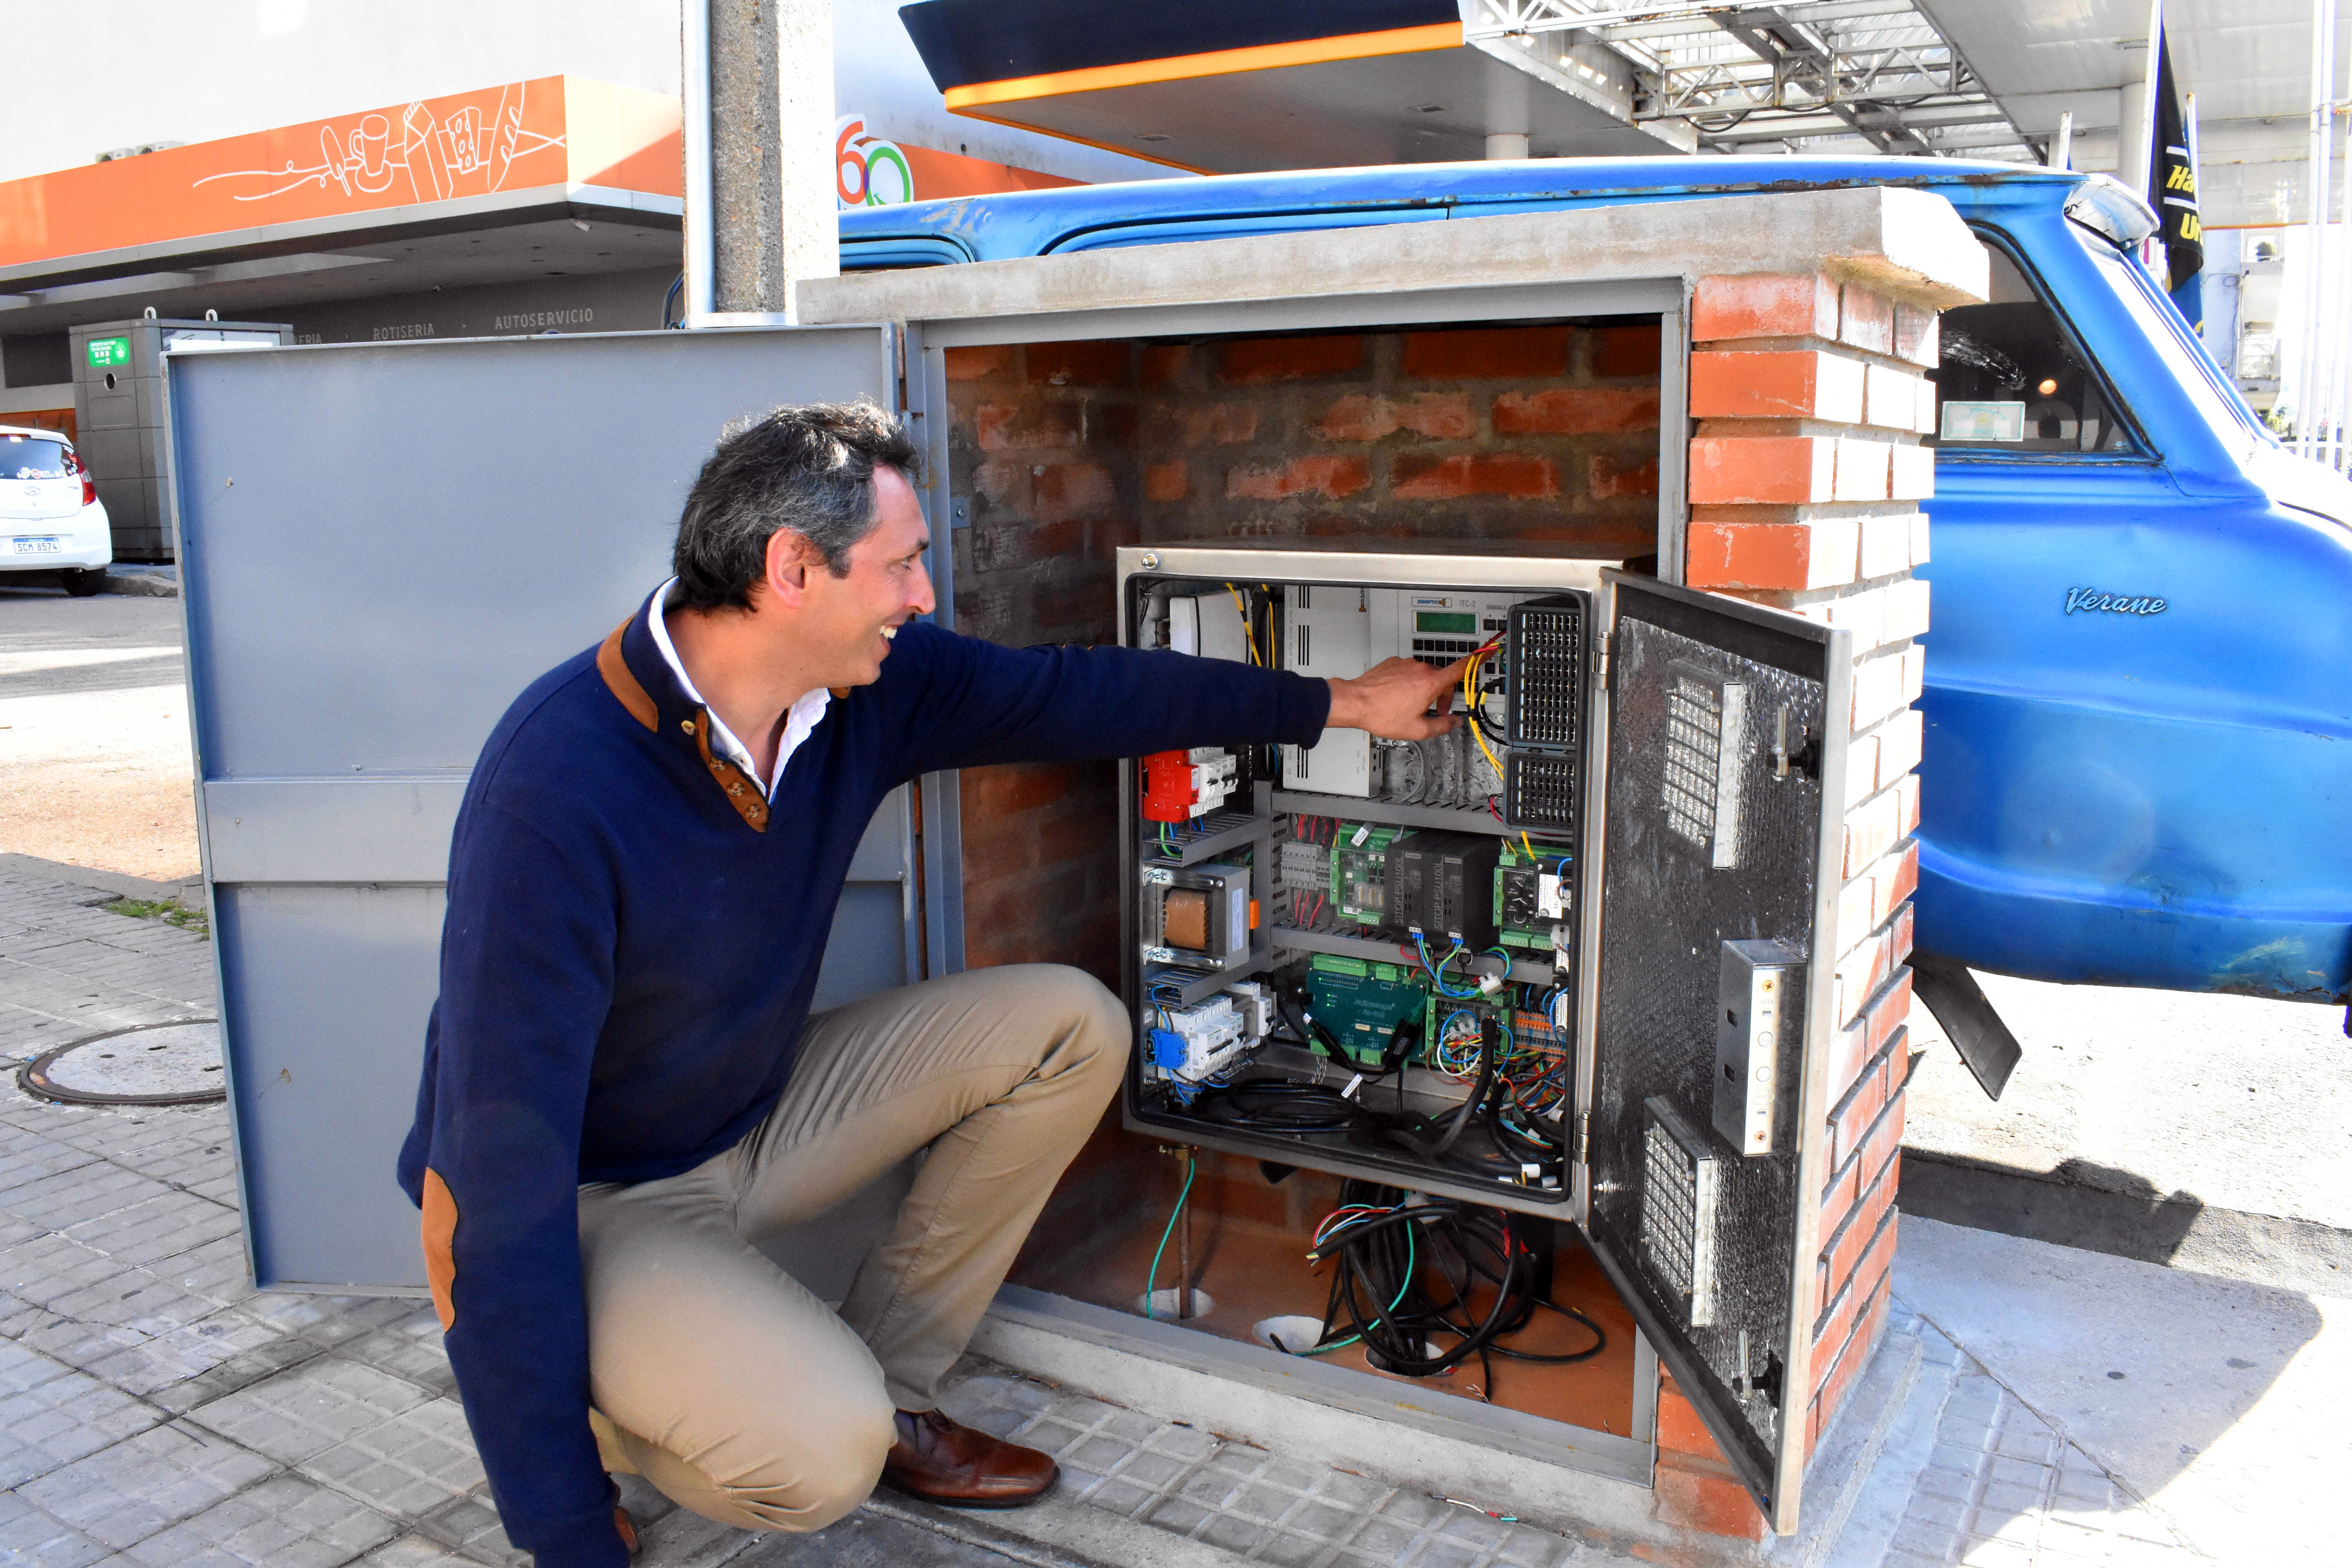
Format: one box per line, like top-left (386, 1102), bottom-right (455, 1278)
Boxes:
top-left (839, 158), bottom-right (2352, 1008)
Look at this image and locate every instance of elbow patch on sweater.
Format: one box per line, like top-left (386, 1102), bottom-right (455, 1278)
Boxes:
top-left (421, 1167), bottom-right (459, 1329)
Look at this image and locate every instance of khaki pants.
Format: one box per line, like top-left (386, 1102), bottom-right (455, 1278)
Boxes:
top-left (575, 963), bottom-right (1126, 1534)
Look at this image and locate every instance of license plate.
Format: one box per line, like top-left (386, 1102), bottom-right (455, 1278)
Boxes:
top-left (10, 538), bottom-right (60, 554)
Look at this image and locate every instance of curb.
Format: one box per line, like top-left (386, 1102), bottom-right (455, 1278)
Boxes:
top-left (103, 568), bottom-right (180, 598)
top-left (0, 851), bottom-right (200, 907)
top-left (1899, 1147), bottom-right (2352, 1297)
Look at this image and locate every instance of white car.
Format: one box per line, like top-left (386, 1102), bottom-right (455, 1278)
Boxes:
top-left (0, 425), bottom-right (111, 596)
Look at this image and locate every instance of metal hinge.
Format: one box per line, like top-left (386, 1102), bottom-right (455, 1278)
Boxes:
top-left (1591, 632), bottom-right (1609, 694)
top-left (1576, 1111), bottom-right (1591, 1164)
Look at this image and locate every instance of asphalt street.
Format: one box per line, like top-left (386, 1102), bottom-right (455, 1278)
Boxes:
top-left (0, 584), bottom-right (196, 882)
top-left (1903, 970), bottom-right (2352, 1294)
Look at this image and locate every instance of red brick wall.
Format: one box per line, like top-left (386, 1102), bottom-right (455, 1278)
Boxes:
top-left (1133, 324), bottom-right (1660, 552)
top-left (945, 325), bottom-right (1663, 979)
top-left (945, 339), bottom-right (1142, 979)
top-left (1651, 269), bottom-right (1937, 1542)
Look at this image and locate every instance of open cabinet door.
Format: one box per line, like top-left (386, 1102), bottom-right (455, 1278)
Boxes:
top-left (1574, 572), bottom-right (1852, 1532)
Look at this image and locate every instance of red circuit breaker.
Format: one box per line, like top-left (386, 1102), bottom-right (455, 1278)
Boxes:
top-left (1142, 747), bottom-right (1238, 821)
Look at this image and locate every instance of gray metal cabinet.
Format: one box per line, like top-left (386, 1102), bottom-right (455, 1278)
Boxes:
top-left (169, 325), bottom-right (928, 1291)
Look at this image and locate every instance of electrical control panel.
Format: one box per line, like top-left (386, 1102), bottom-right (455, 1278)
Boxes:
top-left (1116, 543), bottom-right (1847, 1235)
top-left (1120, 549), bottom-right (1604, 1211)
top-left (1116, 539), bottom-right (1855, 1522)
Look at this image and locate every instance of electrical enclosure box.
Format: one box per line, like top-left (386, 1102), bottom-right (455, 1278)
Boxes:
top-left (1118, 540), bottom-right (1855, 1528)
top-left (1713, 939), bottom-right (1806, 1157)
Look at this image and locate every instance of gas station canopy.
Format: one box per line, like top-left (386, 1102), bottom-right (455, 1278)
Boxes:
top-left (898, 0), bottom-right (2038, 169)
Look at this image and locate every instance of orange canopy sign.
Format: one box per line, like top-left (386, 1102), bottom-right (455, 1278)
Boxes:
top-left (0, 77), bottom-right (683, 271)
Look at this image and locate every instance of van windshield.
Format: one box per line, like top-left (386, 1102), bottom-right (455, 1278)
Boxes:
top-left (0, 435), bottom-right (69, 480)
top-left (2086, 239), bottom-right (2271, 452)
top-left (1929, 246), bottom-right (2134, 455)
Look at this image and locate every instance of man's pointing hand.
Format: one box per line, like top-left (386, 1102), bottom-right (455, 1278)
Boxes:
top-left (1324, 657), bottom-right (1472, 742)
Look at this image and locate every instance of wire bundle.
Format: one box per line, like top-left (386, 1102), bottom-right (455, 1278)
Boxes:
top-left (1461, 640), bottom-right (1538, 863)
top-left (1429, 1006), bottom-right (1496, 1080)
top-left (1292, 1180), bottom-right (1606, 1399)
top-left (1411, 933), bottom-right (1481, 999)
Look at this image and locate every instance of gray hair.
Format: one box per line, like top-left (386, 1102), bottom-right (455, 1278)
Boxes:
top-left (670, 401), bottom-right (921, 611)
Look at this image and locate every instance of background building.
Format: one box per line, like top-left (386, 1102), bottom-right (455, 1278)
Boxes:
top-left (0, 0), bottom-right (1174, 504)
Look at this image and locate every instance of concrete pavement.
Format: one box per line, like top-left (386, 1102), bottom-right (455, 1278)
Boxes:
top-left (1893, 1215), bottom-right (2345, 1565)
top-left (1903, 974), bottom-right (2352, 1295)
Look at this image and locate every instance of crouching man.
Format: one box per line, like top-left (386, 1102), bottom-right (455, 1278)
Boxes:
top-left (398, 403), bottom-right (1460, 1565)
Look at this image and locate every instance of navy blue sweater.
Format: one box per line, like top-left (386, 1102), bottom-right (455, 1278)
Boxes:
top-left (396, 594), bottom-right (1329, 1567)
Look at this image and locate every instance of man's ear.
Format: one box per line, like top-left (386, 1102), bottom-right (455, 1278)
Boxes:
top-left (759, 528), bottom-right (820, 609)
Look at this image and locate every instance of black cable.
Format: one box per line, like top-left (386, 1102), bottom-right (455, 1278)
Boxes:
top-left (1301, 1180), bottom-right (1605, 1399)
top-left (1188, 1080), bottom-right (1365, 1133)
top-left (1356, 1015), bottom-right (1495, 1165)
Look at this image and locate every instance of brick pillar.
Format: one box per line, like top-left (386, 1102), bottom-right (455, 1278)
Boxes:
top-left (1650, 270), bottom-right (1944, 1541)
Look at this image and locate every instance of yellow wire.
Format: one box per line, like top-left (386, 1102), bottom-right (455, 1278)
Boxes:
top-left (1224, 584), bottom-right (1260, 665)
top-left (1463, 651), bottom-right (1535, 857)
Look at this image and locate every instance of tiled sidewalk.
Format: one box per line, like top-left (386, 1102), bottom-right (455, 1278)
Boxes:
top-left (1875, 1312), bottom-right (2203, 1568)
top-left (0, 867), bottom-right (2212, 1568)
top-left (0, 869), bottom-right (215, 1062)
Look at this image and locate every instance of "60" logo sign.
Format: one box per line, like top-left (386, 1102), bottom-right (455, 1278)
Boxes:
top-left (836, 115), bottom-right (913, 209)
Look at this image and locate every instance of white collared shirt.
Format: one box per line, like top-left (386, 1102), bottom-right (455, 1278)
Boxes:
top-left (648, 577), bottom-right (831, 801)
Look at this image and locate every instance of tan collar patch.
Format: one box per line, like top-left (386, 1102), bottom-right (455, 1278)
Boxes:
top-left (597, 622), bottom-right (658, 732)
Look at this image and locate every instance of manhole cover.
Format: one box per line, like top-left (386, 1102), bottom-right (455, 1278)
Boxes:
top-left (21, 1020), bottom-right (226, 1106)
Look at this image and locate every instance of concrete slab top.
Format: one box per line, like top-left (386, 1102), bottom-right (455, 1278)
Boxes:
top-left (801, 184), bottom-right (1988, 332)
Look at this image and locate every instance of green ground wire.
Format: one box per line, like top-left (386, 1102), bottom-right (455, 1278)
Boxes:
top-left (1144, 1159), bottom-right (1197, 1321)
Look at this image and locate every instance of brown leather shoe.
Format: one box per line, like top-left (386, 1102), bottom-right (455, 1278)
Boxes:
top-left (880, 1408), bottom-right (1058, 1508)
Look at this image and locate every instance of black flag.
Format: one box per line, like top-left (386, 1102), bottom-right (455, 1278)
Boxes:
top-left (2150, 30), bottom-right (2203, 319)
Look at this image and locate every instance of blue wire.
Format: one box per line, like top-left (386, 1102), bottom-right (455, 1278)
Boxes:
top-left (1416, 933), bottom-right (1478, 998)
